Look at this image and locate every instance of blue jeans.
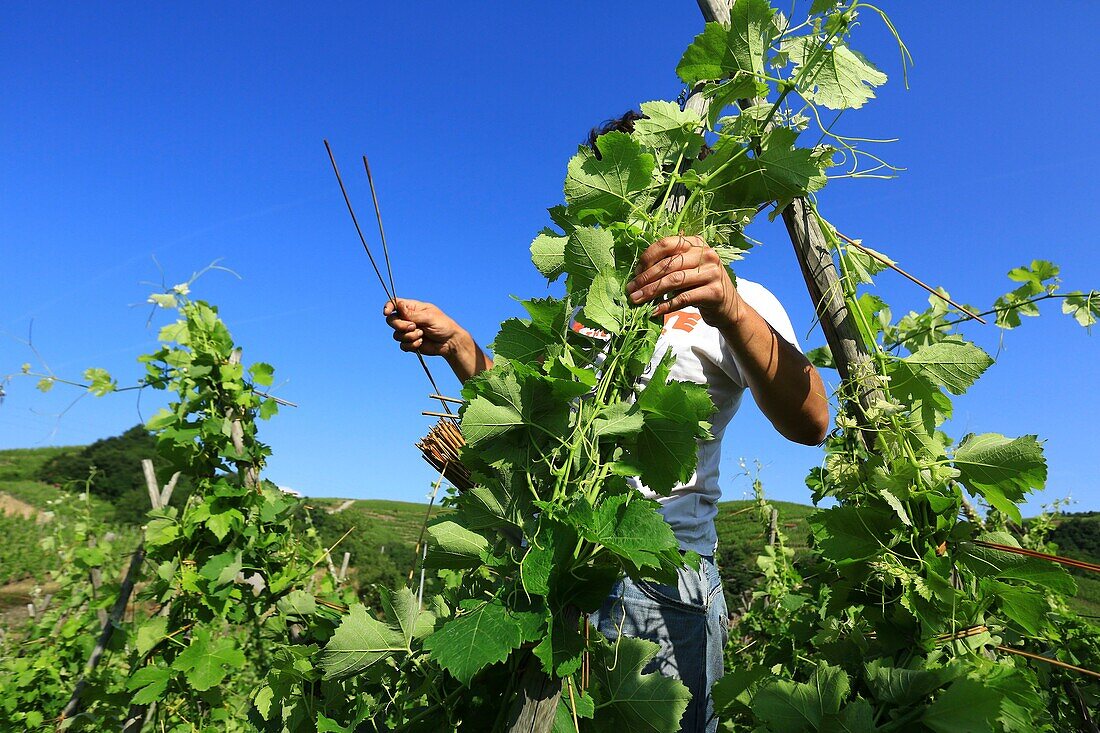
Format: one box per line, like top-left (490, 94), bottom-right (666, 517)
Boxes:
top-left (590, 555), bottom-right (728, 733)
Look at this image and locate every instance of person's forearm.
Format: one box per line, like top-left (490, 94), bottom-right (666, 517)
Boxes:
top-left (444, 329), bottom-right (494, 384)
top-left (718, 294), bottom-right (830, 445)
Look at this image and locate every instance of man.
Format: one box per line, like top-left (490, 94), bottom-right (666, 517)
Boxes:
top-left (384, 126), bottom-right (829, 733)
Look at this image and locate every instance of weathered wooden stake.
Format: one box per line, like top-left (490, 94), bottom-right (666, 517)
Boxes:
top-left (60, 459), bottom-right (177, 727)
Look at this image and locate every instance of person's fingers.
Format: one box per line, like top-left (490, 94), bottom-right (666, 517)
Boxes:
top-left (635, 235), bottom-right (705, 274)
top-left (399, 338), bottom-right (423, 352)
top-left (651, 283), bottom-right (723, 317)
top-left (393, 327), bottom-right (423, 343)
top-left (389, 310), bottom-right (418, 327)
top-left (628, 248), bottom-right (708, 294)
top-left (628, 265), bottom-right (717, 305)
top-left (382, 297), bottom-right (409, 316)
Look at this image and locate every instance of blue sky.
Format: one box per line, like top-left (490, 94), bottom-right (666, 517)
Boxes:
top-left (2, 2), bottom-right (1097, 514)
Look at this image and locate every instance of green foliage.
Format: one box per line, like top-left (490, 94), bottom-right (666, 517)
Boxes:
top-left (4, 2), bottom-right (1098, 731)
top-left (36, 424), bottom-right (193, 524)
top-left (0, 513), bottom-right (53, 584)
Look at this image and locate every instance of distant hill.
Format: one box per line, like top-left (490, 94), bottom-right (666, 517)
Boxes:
top-left (2, 439), bottom-right (1098, 620)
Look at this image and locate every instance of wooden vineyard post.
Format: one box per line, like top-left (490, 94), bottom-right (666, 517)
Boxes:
top-left (59, 459), bottom-right (178, 726)
top-left (118, 461), bottom-right (179, 733)
top-left (690, 0), bottom-right (885, 451)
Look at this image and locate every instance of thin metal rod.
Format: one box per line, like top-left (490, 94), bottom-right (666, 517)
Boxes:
top-left (836, 231), bottom-right (987, 324)
top-left (254, 390), bottom-right (298, 408)
top-left (428, 394), bottom-right (465, 405)
top-left (363, 155), bottom-right (399, 303)
top-left (423, 410), bottom-right (461, 420)
top-left (325, 140), bottom-right (453, 415)
top-left (359, 152), bottom-right (454, 416)
top-left (323, 140), bottom-right (394, 303)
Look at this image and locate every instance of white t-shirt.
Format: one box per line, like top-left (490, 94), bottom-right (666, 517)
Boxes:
top-left (571, 278), bottom-right (801, 555)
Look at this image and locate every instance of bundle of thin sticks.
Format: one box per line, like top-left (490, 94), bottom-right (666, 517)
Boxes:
top-left (417, 418), bottom-right (473, 491)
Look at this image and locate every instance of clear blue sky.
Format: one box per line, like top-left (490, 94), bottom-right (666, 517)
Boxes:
top-left (2, 2), bottom-right (1097, 514)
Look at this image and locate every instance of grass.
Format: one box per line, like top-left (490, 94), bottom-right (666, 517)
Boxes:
top-left (0, 446), bottom-right (81, 482)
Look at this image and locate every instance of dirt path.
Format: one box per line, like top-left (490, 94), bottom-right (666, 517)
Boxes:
top-left (0, 492), bottom-right (40, 520)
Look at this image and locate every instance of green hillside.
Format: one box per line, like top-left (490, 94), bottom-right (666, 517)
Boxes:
top-left (2, 439), bottom-right (1098, 623)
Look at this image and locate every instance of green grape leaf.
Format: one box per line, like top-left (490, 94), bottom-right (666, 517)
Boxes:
top-left (922, 678), bottom-right (1003, 733)
top-left (703, 127), bottom-right (829, 212)
top-left (633, 100), bottom-right (704, 166)
top-left (276, 589), bottom-right (317, 617)
top-left (864, 660), bottom-right (963, 706)
top-left (457, 481), bottom-right (523, 534)
top-left (676, 0), bottom-right (778, 85)
top-left (492, 297), bottom-right (568, 364)
top-left (784, 38), bottom-right (887, 110)
top-left (135, 617), bottom-right (168, 657)
top-left (824, 698), bottom-right (879, 732)
top-left (145, 508), bottom-right (180, 547)
top-left (958, 533), bottom-right (1076, 596)
top-left (206, 509), bottom-right (242, 541)
top-left (712, 666), bottom-right (770, 715)
top-left (809, 505), bottom-right (899, 565)
top-left (886, 361), bottom-right (954, 433)
top-left (564, 132), bottom-right (655, 223)
top-left (249, 362), bottom-right (275, 387)
top-left (553, 686), bottom-right (596, 731)
top-left (806, 345), bottom-right (834, 369)
top-left (423, 600), bottom-right (527, 684)
top-left (580, 271), bottom-right (627, 334)
top-left (148, 292), bottom-right (178, 309)
top-left (83, 367), bottom-right (117, 396)
top-left (901, 340), bottom-right (993, 396)
top-left (981, 579), bottom-right (1046, 636)
top-left (1062, 290), bottom-right (1100, 328)
top-left (258, 398), bottom-right (278, 420)
top-left (172, 629), bottom-right (245, 692)
top-left (952, 434), bottom-right (1046, 524)
top-left (593, 402), bottom-right (644, 438)
top-left (127, 665), bottom-right (172, 705)
top-left (381, 586), bottom-right (436, 647)
top-left (199, 550), bottom-right (243, 587)
top-left (810, 0), bottom-right (840, 13)
top-left (424, 520), bottom-right (491, 569)
top-left (317, 714), bottom-right (352, 733)
top-left (461, 362), bottom-right (588, 471)
top-left (320, 603), bottom-right (407, 680)
top-left (521, 542), bottom-right (554, 597)
top-left (587, 636), bottom-right (690, 732)
top-left (564, 226), bottom-right (616, 295)
top-left (706, 76), bottom-right (767, 130)
top-left (570, 494), bottom-right (678, 571)
top-left (531, 230), bottom-right (567, 280)
top-left (752, 664), bottom-right (849, 731)
top-left (532, 608), bottom-right (584, 677)
top-left (460, 368), bottom-right (526, 447)
top-left (627, 370), bottom-right (714, 494)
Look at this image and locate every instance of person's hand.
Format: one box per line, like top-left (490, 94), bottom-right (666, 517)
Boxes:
top-left (625, 235), bottom-right (741, 329)
top-left (383, 298), bottom-right (467, 358)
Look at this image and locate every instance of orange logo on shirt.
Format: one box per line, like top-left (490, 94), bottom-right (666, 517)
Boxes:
top-left (663, 311), bottom-right (702, 333)
top-left (571, 310), bottom-right (701, 339)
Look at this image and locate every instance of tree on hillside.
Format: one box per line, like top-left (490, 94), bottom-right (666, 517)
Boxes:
top-left (37, 424), bottom-right (191, 523)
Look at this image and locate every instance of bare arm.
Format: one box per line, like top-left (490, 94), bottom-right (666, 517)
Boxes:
top-left (625, 235), bottom-right (829, 445)
top-left (383, 298), bottom-right (493, 384)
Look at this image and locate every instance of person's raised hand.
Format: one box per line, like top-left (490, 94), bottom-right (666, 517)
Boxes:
top-left (382, 298), bottom-right (466, 358)
top-left (625, 235), bottom-right (741, 329)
